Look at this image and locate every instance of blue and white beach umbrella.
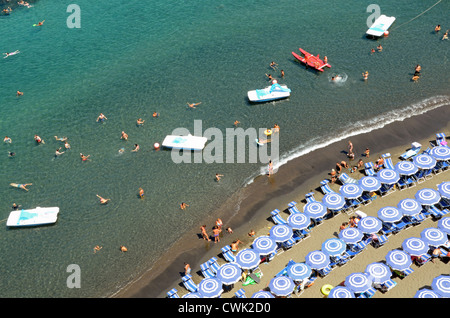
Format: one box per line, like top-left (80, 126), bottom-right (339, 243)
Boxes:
top-left (252, 291), bottom-right (274, 298)
top-left (198, 277), bottom-right (223, 298)
top-left (377, 168), bottom-right (400, 184)
top-left (303, 201), bottom-right (328, 218)
top-left (431, 275), bottom-right (450, 298)
top-left (397, 198), bottom-right (422, 217)
top-left (339, 227), bottom-right (364, 244)
top-left (321, 238), bottom-right (346, 257)
top-left (415, 188), bottom-right (441, 205)
top-left (437, 181), bottom-right (450, 199)
top-left (377, 206), bottom-right (403, 223)
top-left (438, 217), bottom-right (450, 235)
top-left (414, 288), bottom-right (441, 298)
top-left (286, 262), bottom-right (312, 282)
top-left (358, 176), bottom-right (381, 192)
top-left (340, 183), bottom-right (363, 199)
top-left (395, 161), bottom-right (418, 176)
top-left (401, 237), bottom-right (429, 256)
top-left (321, 193), bottom-right (345, 210)
top-left (269, 224), bottom-right (293, 243)
top-left (182, 292), bottom-right (202, 298)
top-left (365, 262), bottom-right (392, 284)
top-left (287, 213), bottom-right (311, 230)
top-left (216, 263), bottom-right (242, 285)
top-left (413, 154), bottom-right (437, 170)
top-left (344, 272), bottom-right (372, 294)
top-left (357, 216), bottom-right (382, 234)
top-left (328, 286), bottom-right (355, 298)
top-left (252, 236), bottom-right (277, 256)
top-left (305, 250), bottom-right (330, 270)
top-left (235, 249), bottom-right (260, 270)
top-left (420, 228), bottom-right (448, 247)
top-left (385, 249), bottom-right (412, 271)
top-left (430, 146), bottom-right (450, 161)
top-left (268, 276), bottom-right (295, 297)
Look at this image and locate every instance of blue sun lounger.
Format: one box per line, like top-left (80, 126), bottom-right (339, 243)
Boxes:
top-left (167, 288), bottom-right (180, 298)
top-left (234, 288), bottom-right (246, 298)
top-left (221, 245), bottom-right (236, 262)
top-left (382, 153), bottom-right (395, 170)
top-left (271, 209), bottom-right (287, 224)
top-left (182, 274), bottom-right (198, 293)
top-left (433, 132), bottom-right (447, 147)
top-left (200, 262), bottom-right (216, 279)
top-left (208, 257), bottom-right (221, 274)
top-left (305, 192), bottom-right (317, 203)
top-left (364, 162), bottom-right (376, 176)
top-left (400, 142), bottom-right (421, 160)
top-left (320, 180), bottom-right (335, 194)
top-left (339, 173), bottom-right (358, 184)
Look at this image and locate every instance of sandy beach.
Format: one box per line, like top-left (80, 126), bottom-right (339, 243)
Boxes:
top-left (115, 105), bottom-right (450, 298)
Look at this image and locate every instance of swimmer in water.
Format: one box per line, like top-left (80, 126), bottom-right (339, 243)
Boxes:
top-left (187, 102), bottom-right (201, 109)
top-left (131, 144), bottom-right (140, 152)
top-left (4, 136), bottom-right (12, 143)
top-left (16, 91), bottom-right (24, 96)
top-left (55, 147), bottom-right (64, 156)
top-left (152, 112), bottom-right (160, 118)
top-left (362, 71), bottom-right (369, 81)
top-left (54, 136), bottom-right (67, 142)
top-left (96, 194), bottom-right (110, 204)
top-left (80, 153), bottom-right (90, 161)
top-left (34, 135), bottom-right (44, 144)
top-left (35, 20), bottom-right (45, 26)
top-left (121, 131), bottom-right (128, 141)
top-left (96, 113), bottom-right (107, 122)
top-left (136, 118), bottom-right (145, 126)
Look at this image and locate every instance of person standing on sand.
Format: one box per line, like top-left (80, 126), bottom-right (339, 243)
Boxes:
top-left (184, 262), bottom-right (191, 275)
top-left (200, 225), bottom-right (210, 241)
top-left (212, 226), bottom-right (221, 243)
top-left (348, 140), bottom-right (353, 154)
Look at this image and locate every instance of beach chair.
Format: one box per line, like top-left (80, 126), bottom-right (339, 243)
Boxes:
top-left (282, 237), bottom-right (297, 250)
top-left (305, 192), bottom-right (317, 203)
top-left (320, 180), bottom-right (334, 194)
top-left (182, 274), bottom-right (198, 293)
top-left (200, 262), bottom-right (216, 279)
top-left (288, 206), bottom-right (301, 214)
top-left (372, 234), bottom-right (388, 248)
top-left (414, 169), bottom-right (426, 183)
top-left (288, 201), bottom-right (297, 208)
top-left (422, 147), bottom-right (431, 155)
top-left (439, 198), bottom-right (450, 209)
top-left (339, 173), bottom-right (358, 185)
top-left (271, 209), bottom-right (287, 225)
top-left (400, 142), bottom-right (421, 160)
top-left (423, 168), bottom-right (433, 180)
top-left (221, 245), bottom-right (236, 262)
top-left (167, 288), bottom-right (180, 298)
top-left (317, 265), bottom-right (333, 277)
top-left (234, 288), bottom-right (246, 298)
top-left (428, 205), bottom-right (446, 219)
top-left (275, 259), bottom-right (296, 277)
top-left (382, 279), bottom-right (397, 292)
top-left (208, 257), bottom-right (221, 274)
top-left (409, 213), bottom-right (426, 225)
top-left (379, 184), bottom-right (395, 197)
top-left (360, 287), bottom-right (376, 298)
top-left (383, 154), bottom-right (395, 170)
top-left (433, 132), bottom-right (447, 147)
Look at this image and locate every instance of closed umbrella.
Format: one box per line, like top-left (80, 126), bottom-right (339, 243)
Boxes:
top-left (401, 237), bottom-right (429, 256)
top-left (198, 277), bottom-right (223, 298)
top-left (252, 236), bottom-right (277, 256)
top-left (438, 217), bottom-right (450, 235)
top-left (344, 272), bottom-right (372, 294)
top-left (395, 161), bottom-right (418, 176)
top-left (286, 262), bottom-right (312, 282)
top-left (414, 288), bottom-right (441, 298)
top-left (377, 168), bottom-right (400, 184)
top-left (358, 176), bottom-right (381, 192)
top-left (321, 193), bottom-right (346, 210)
top-left (305, 250), bottom-right (330, 270)
top-left (340, 183), bottom-right (363, 199)
top-left (216, 263), bottom-right (242, 285)
top-left (420, 228), bottom-right (448, 247)
top-left (431, 275), bottom-right (450, 298)
top-left (357, 216), bottom-right (382, 234)
top-left (339, 227), bottom-right (364, 244)
top-left (397, 198), bottom-right (422, 217)
top-left (287, 213), bottom-right (311, 230)
top-left (385, 249), bottom-right (412, 271)
top-left (268, 276), bottom-right (295, 297)
top-left (269, 224), bottom-right (293, 243)
top-left (303, 201), bottom-right (328, 219)
top-left (377, 206), bottom-right (403, 223)
top-left (430, 146), bottom-right (450, 161)
top-left (321, 238), bottom-right (346, 257)
top-left (437, 181), bottom-right (450, 199)
top-left (415, 188), bottom-right (441, 205)
top-left (328, 286), bottom-right (355, 298)
top-left (413, 154), bottom-right (436, 170)
top-left (235, 249), bottom-right (260, 270)
top-left (365, 262), bottom-right (392, 284)
top-left (252, 291), bottom-right (274, 298)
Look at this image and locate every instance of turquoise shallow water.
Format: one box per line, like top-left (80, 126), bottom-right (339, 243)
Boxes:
top-left (0, 0), bottom-right (449, 297)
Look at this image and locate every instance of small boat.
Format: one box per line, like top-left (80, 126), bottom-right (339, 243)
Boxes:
top-left (7, 207), bottom-right (60, 227)
top-left (162, 134), bottom-right (208, 151)
top-left (247, 80), bottom-right (291, 103)
top-left (366, 15), bottom-right (396, 37)
top-left (292, 48), bottom-right (331, 72)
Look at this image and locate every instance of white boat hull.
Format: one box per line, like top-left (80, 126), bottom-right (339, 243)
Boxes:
top-left (162, 134), bottom-right (208, 151)
top-left (366, 15), bottom-right (396, 37)
top-left (7, 207), bottom-right (60, 227)
top-left (248, 84), bottom-right (291, 103)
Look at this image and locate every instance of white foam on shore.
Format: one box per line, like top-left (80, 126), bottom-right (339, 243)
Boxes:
top-left (245, 95), bottom-right (450, 187)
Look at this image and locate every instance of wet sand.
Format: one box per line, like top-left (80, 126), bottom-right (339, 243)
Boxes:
top-left (115, 104), bottom-right (450, 298)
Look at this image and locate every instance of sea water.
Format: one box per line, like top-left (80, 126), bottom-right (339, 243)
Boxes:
top-left (0, 0), bottom-right (448, 297)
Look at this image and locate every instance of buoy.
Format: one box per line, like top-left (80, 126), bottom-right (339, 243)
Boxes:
top-left (154, 142), bottom-right (160, 150)
top-left (264, 129), bottom-right (272, 136)
top-left (384, 31), bottom-right (389, 37)
top-left (321, 284), bottom-right (333, 296)
top-left (272, 79), bottom-right (278, 84)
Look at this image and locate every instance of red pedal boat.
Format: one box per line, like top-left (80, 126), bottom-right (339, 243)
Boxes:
top-left (292, 48), bottom-right (331, 72)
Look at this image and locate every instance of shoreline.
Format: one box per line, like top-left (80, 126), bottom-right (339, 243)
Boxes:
top-left (114, 103), bottom-right (450, 298)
